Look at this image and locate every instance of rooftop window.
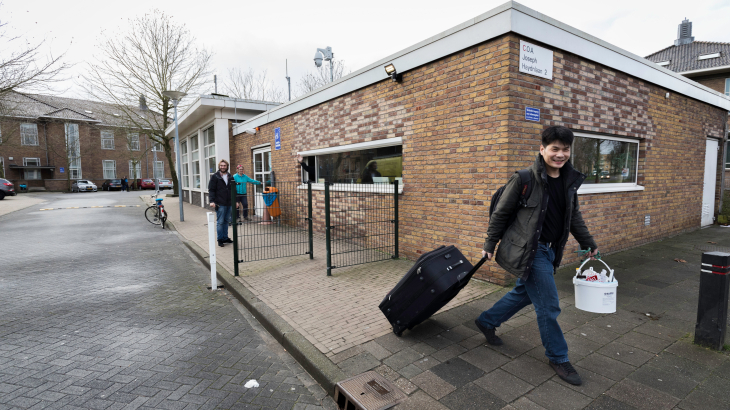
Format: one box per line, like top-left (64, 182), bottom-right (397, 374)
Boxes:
top-left (656, 61), bottom-right (670, 66)
top-left (698, 53), bottom-right (721, 60)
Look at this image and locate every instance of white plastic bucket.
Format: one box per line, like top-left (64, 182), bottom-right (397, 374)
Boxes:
top-left (572, 258), bottom-right (618, 314)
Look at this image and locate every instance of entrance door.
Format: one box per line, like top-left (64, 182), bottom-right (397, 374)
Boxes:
top-left (253, 147), bottom-right (271, 215)
top-left (702, 139), bottom-right (718, 226)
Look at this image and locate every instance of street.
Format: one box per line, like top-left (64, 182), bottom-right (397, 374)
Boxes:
top-left (0, 191), bottom-right (332, 409)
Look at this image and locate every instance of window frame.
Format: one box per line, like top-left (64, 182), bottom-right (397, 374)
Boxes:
top-left (103, 160), bottom-right (116, 179)
top-left (65, 123), bottom-right (82, 179)
top-left (129, 160), bottom-right (141, 180)
top-left (202, 125), bottom-right (216, 186)
top-left (128, 133), bottom-right (140, 151)
top-left (725, 78), bottom-right (729, 97)
top-left (181, 140), bottom-right (189, 188)
top-left (573, 132), bottom-right (644, 195)
top-left (101, 130), bottom-right (115, 150)
top-left (190, 134), bottom-right (200, 189)
top-left (20, 123), bottom-right (39, 146)
top-left (153, 161), bottom-right (164, 179)
top-left (23, 157), bottom-right (41, 180)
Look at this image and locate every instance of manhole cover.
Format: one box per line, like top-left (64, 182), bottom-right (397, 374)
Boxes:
top-left (334, 371), bottom-right (406, 410)
top-left (694, 244), bottom-right (730, 253)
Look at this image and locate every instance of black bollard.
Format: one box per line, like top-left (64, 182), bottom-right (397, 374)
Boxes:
top-left (695, 251), bottom-right (730, 350)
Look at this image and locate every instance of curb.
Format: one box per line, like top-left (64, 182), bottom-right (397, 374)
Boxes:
top-left (182, 240), bottom-right (345, 396)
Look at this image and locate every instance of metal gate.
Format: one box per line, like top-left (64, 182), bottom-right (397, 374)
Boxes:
top-left (325, 181), bottom-right (399, 276)
top-left (231, 181), bottom-right (313, 276)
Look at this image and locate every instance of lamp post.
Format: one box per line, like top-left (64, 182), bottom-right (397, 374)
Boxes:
top-left (162, 90), bottom-right (187, 222)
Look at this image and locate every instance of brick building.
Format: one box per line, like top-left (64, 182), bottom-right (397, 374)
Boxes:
top-left (645, 18), bottom-right (730, 187)
top-left (229, 2), bottom-right (730, 285)
top-left (0, 92), bottom-right (169, 191)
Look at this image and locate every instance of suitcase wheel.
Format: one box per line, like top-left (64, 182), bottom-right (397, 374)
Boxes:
top-left (393, 324), bottom-right (404, 337)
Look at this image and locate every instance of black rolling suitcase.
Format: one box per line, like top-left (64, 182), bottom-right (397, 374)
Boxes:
top-left (379, 245), bottom-right (487, 336)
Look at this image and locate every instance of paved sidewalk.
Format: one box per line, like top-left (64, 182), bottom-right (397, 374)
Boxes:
top-left (155, 194), bottom-right (730, 410)
top-left (0, 192), bottom-right (48, 218)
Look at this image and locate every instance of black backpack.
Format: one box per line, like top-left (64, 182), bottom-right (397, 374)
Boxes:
top-left (489, 169), bottom-right (533, 225)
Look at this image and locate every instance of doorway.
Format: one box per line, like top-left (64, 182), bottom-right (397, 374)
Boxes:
top-left (702, 138), bottom-right (719, 226)
top-left (252, 147), bottom-right (271, 213)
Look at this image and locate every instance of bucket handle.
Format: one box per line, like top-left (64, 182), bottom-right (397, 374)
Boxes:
top-left (575, 257), bottom-right (614, 282)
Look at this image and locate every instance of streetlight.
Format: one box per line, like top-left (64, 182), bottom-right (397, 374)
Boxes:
top-left (314, 46), bottom-right (334, 83)
top-left (162, 90), bottom-right (187, 222)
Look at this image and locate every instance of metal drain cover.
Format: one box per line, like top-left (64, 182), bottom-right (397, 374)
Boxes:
top-left (334, 371), bottom-right (406, 410)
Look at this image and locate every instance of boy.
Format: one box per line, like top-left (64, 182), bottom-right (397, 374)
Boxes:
top-left (477, 126), bottom-right (598, 386)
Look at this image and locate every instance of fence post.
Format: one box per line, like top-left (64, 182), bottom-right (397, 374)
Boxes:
top-left (394, 179), bottom-right (399, 259)
top-left (231, 181), bottom-right (239, 277)
top-left (325, 182), bottom-right (332, 276)
top-left (308, 182), bottom-right (314, 259)
top-left (207, 212), bottom-right (219, 290)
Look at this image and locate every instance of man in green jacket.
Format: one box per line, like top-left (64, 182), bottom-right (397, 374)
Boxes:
top-left (233, 165), bottom-right (261, 221)
top-left (476, 126), bottom-right (598, 386)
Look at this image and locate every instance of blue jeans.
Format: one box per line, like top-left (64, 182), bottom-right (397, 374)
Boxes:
top-left (216, 205), bottom-right (232, 241)
top-left (478, 244), bottom-right (569, 363)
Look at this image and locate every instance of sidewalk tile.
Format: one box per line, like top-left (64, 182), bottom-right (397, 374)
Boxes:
top-left (440, 326), bottom-right (477, 343)
top-left (501, 355), bottom-right (554, 386)
top-left (394, 390), bottom-right (449, 410)
top-left (458, 347), bottom-right (509, 373)
top-left (373, 364), bottom-right (399, 381)
top-left (584, 395), bottom-right (636, 410)
top-left (439, 383), bottom-right (506, 410)
top-left (411, 371), bottom-right (456, 400)
top-left (361, 341), bottom-right (392, 361)
top-left (563, 365), bottom-right (617, 398)
top-left (596, 342), bottom-right (654, 367)
top-left (526, 380), bottom-right (592, 410)
top-left (383, 348), bottom-right (423, 371)
top-left (423, 335), bottom-right (455, 351)
top-left (664, 341), bottom-right (727, 368)
top-left (431, 344), bottom-right (467, 362)
top-left (394, 377), bottom-right (418, 395)
top-left (678, 389), bottom-right (730, 410)
top-left (627, 364), bottom-right (699, 398)
top-left (429, 358), bottom-right (484, 388)
top-left (605, 379), bottom-right (679, 410)
top-left (615, 332), bottom-right (672, 354)
top-left (575, 353), bottom-right (636, 381)
top-left (569, 324), bottom-right (621, 345)
top-left (458, 334), bottom-right (485, 350)
top-left (645, 352), bottom-right (712, 380)
top-left (587, 316), bottom-right (641, 335)
top-left (507, 397), bottom-right (547, 410)
top-left (414, 356), bottom-right (440, 371)
top-left (474, 369), bottom-right (534, 403)
top-left (398, 364), bottom-right (423, 379)
top-left (632, 322), bottom-right (686, 342)
top-left (336, 352), bottom-right (379, 377)
top-left (374, 333), bottom-right (415, 355)
top-left (410, 342), bottom-right (437, 357)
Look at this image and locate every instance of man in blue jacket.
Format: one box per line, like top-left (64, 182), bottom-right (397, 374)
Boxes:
top-left (208, 159), bottom-right (234, 247)
top-left (233, 165), bottom-right (261, 221)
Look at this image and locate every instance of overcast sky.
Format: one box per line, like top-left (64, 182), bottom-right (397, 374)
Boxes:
top-left (4, 0), bottom-right (730, 101)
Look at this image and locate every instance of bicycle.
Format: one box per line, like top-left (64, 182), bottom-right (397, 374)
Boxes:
top-left (145, 193), bottom-right (167, 229)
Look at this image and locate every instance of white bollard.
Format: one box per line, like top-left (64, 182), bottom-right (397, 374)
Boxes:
top-left (207, 212), bottom-right (218, 290)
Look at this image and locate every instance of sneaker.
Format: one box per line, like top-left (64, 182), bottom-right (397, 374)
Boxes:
top-left (223, 238), bottom-right (233, 244)
top-left (218, 240), bottom-right (224, 247)
top-left (474, 320), bottom-right (503, 346)
top-left (550, 361), bottom-right (582, 386)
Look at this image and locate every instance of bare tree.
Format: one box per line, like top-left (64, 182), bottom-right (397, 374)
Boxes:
top-left (82, 9), bottom-right (212, 196)
top-left (224, 68), bottom-right (285, 102)
top-left (296, 60), bottom-right (349, 96)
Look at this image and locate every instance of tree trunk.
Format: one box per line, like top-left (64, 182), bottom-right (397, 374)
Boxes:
top-left (163, 138), bottom-right (179, 196)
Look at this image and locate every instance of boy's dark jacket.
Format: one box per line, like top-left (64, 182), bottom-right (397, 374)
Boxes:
top-left (484, 154), bottom-right (597, 280)
top-left (208, 171), bottom-right (233, 207)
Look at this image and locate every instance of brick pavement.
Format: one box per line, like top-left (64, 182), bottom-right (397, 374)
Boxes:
top-left (165, 194), bottom-right (730, 409)
top-left (0, 191), bottom-right (334, 410)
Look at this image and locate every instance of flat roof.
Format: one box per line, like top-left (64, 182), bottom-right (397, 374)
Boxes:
top-left (233, 1), bottom-right (730, 135)
top-left (165, 95), bottom-right (280, 136)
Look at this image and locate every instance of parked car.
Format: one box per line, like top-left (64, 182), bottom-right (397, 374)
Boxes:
top-left (158, 179), bottom-right (173, 190)
top-left (102, 179), bottom-right (123, 191)
top-left (138, 179), bottom-right (156, 190)
top-left (0, 178), bottom-right (16, 200)
top-left (71, 179), bottom-right (97, 192)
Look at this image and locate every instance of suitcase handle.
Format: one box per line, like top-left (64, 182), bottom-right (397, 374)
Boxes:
top-left (457, 256), bottom-right (488, 286)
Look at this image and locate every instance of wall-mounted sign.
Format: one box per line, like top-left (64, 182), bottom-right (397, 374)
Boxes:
top-left (525, 107), bottom-right (540, 121)
top-left (59, 167), bottom-right (65, 173)
top-left (274, 127), bottom-right (281, 150)
top-left (519, 40), bottom-right (553, 80)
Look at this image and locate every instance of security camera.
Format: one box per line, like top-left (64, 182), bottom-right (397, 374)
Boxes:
top-left (314, 51), bottom-right (323, 68)
top-left (244, 128), bottom-right (256, 135)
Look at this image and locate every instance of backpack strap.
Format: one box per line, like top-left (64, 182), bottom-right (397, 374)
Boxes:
top-left (515, 169), bottom-right (533, 206)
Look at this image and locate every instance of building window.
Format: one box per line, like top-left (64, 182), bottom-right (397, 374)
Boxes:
top-left (656, 61), bottom-right (670, 66)
top-left (190, 135), bottom-right (200, 189)
top-left (0, 157), bottom-right (4, 179)
top-left (128, 133), bottom-right (140, 151)
top-left (103, 160), bottom-right (116, 179)
top-left (65, 123), bottom-right (81, 179)
top-left (152, 140), bottom-right (163, 152)
top-left (181, 140), bottom-right (189, 188)
top-left (23, 158), bottom-right (41, 180)
top-left (101, 130), bottom-right (114, 150)
top-left (129, 160), bottom-right (142, 180)
top-left (572, 132), bottom-right (642, 194)
top-left (21, 123), bottom-right (39, 146)
top-left (725, 141), bottom-right (730, 170)
top-left (725, 78), bottom-right (729, 97)
top-left (304, 145), bottom-right (403, 184)
top-left (203, 125), bottom-right (216, 183)
top-left (698, 53), bottom-right (721, 60)
top-left (153, 161), bottom-right (164, 179)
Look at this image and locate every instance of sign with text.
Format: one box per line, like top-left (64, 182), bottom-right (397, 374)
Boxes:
top-left (59, 167), bottom-right (65, 173)
top-left (274, 127), bottom-right (281, 150)
top-left (519, 40), bottom-right (553, 80)
top-left (525, 107), bottom-right (540, 121)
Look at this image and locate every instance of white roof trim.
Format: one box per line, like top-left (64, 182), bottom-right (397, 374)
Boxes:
top-left (233, 1), bottom-right (730, 134)
top-left (678, 64), bottom-right (730, 76)
top-left (166, 95), bottom-right (280, 136)
top-left (298, 137), bottom-right (402, 156)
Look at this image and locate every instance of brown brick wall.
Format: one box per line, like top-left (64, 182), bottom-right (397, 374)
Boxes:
top-left (0, 119), bottom-right (170, 190)
top-left (230, 34), bottom-right (727, 285)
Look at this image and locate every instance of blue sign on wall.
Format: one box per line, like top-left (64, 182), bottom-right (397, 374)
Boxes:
top-left (59, 167), bottom-right (65, 173)
top-left (274, 127), bottom-right (281, 150)
top-left (525, 107), bottom-right (540, 122)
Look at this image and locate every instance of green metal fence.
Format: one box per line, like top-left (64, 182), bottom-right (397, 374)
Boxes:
top-left (325, 181), bottom-right (399, 276)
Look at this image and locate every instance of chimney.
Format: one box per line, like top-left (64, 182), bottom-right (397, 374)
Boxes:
top-left (139, 94), bottom-right (148, 111)
top-left (675, 18), bottom-right (694, 46)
